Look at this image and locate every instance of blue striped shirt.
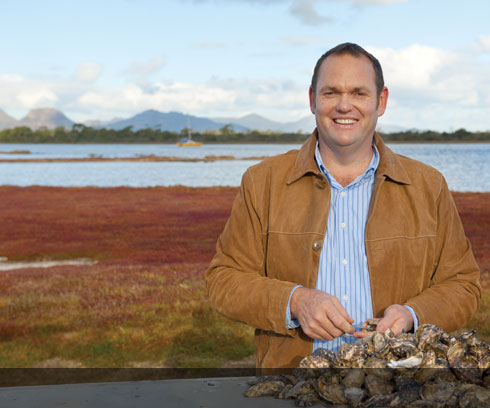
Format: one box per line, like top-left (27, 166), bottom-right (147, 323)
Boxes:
top-left (286, 141), bottom-right (417, 352)
top-left (312, 143), bottom-right (378, 352)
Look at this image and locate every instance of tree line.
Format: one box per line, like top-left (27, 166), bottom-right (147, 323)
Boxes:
top-left (0, 124), bottom-right (488, 144)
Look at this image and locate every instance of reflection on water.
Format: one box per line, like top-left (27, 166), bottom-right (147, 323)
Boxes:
top-left (0, 143), bottom-right (488, 192)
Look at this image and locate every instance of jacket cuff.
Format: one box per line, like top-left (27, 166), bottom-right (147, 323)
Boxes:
top-left (286, 285), bottom-right (302, 329)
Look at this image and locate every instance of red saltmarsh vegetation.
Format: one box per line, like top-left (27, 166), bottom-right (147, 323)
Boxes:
top-left (0, 187), bottom-right (488, 368)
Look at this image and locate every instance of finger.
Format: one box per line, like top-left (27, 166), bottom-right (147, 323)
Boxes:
top-left (377, 313), bottom-right (398, 333)
top-left (303, 323), bottom-right (335, 341)
top-left (328, 298), bottom-right (355, 334)
top-left (352, 331), bottom-right (374, 339)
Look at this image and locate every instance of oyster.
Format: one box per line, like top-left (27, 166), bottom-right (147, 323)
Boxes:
top-left (415, 324), bottom-right (444, 350)
top-left (317, 376), bottom-right (347, 404)
top-left (458, 385), bottom-right (490, 408)
top-left (337, 340), bottom-right (370, 368)
top-left (363, 357), bottom-right (393, 380)
top-left (364, 374), bottom-right (394, 396)
top-left (294, 392), bottom-right (319, 407)
top-left (244, 379), bottom-right (285, 397)
top-left (360, 393), bottom-right (398, 407)
top-left (419, 380), bottom-right (457, 402)
top-left (344, 386), bottom-right (366, 406)
top-left (389, 336), bottom-right (418, 358)
top-left (283, 380), bottom-right (315, 399)
top-left (342, 367), bottom-right (365, 388)
top-left (274, 383), bottom-right (293, 399)
top-left (394, 375), bottom-right (421, 403)
top-left (372, 332), bottom-right (389, 354)
top-left (447, 335), bottom-right (482, 384)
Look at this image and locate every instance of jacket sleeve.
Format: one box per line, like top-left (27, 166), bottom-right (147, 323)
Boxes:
top-left (205, 168), bottom-right (298, 335)
top-left (405, 176), bottom-right (481, 332)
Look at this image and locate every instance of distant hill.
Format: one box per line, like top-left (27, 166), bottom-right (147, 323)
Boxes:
top-left (104, 110), bottom-right (247, 132)
top-left (19, 108), bottom-right (74, 130)
top-left (212, 113), bottom-right (316, 133)
top-left (0, 109), bottom-right (19, 130)
top-left (0, 107), bottom-right (409, 134)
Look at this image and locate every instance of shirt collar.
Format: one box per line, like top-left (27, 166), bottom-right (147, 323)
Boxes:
top-left (314, 141), bottom-right (379, 187)
top-left (286, 130), bottom-right (411, 186)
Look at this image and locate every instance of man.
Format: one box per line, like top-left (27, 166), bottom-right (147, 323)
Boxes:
top-left (206, 43), bottom-right (481, 369)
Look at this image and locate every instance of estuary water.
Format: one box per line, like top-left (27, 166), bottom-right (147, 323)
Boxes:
top-left (0, 143), bottom-right (488, 192)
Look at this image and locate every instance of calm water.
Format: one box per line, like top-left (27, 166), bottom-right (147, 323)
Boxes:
top-left (0, 143), bottom-right (488, 192)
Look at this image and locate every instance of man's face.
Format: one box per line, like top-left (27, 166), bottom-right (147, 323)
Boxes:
top-left (309, 54), bottom-right (388, 153)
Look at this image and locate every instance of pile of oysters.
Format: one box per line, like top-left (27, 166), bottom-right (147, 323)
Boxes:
top-left (245, 323), bottom-right (490, 407)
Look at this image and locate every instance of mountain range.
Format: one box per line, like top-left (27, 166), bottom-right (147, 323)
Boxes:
top-left (0, 107), bottom-right (406, 133)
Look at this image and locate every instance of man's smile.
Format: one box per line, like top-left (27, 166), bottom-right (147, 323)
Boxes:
top-left (333, 118), bottom-right (358, 125)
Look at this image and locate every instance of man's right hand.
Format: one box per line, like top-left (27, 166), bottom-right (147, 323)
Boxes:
top-left (290, 287), bottom-right (355, 340)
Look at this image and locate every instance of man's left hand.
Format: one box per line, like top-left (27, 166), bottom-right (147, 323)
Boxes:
top-left (353, 304), bottom-right (414, 338)
top-left (376, 304), bottom-right (413, 336)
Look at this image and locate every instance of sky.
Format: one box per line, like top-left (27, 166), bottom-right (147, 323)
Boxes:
top-left (1, 0), bottom-right (489, 131)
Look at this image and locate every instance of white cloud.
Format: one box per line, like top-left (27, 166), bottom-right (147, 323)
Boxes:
top-left (289, 0), bottom-right (331, 25)
top-left (76, 62), bottom-right (102, 82)
top-left (17, 88), bottom-right (58, 108)
top-left (368, 44), bottom-right (457, 89)
top-left (477, 35), bottom-right (490, 52)
top-left (78, 77), bottom-right (307, 119)
top-left (0, 74), bottom-right (23, 83)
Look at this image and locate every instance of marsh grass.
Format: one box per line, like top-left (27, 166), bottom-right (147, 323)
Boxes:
top-left (0, 263), bottom-right (255, 367)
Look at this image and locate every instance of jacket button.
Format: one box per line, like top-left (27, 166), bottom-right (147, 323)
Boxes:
top-left (312, 241), bottom-right (322, 251)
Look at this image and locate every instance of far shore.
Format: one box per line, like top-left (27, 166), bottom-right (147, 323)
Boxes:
top-left (0, 155), bottom-right (268, 163)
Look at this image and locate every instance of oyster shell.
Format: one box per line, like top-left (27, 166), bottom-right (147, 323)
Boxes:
top-left (419, 380), bottom-right (457, 402)
top-left (294, 392), bottom-right (319, 407)
top-left (342, 368), bottom-right (365, 388)
top-left (364, 374), bottom-right (395, 396)
top-left (447, 336), bottom-right (482, 384)
top-left (337, 341), bottom-right (369, 368)
top-left (344, 386), bottom-right (366, 406)
top-left (389, 336), bottom-right (418, 358)
top-left (458, 385), bottom-right (490, 408)
top-left (244, 379), bottom-right (285, 397)
top-left (317, 376), bottom-right (347, 404)
top-left (415, 324), bottom-right (444, 350)
top-left (283, 379), bottom-right (316, 399)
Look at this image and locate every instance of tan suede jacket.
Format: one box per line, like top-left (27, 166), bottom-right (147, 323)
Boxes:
top-left (205, 131), bottom-right (481, 369)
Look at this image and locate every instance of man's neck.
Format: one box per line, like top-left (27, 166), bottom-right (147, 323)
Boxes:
top-left (318, 138), bottom-right (375, 187)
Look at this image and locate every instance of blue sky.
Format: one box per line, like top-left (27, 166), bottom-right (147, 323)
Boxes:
top-left (1, 0), bottom-right (489, 131)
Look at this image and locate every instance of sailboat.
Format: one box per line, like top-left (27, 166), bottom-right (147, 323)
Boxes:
top-left (177, 115), bottom-right (203, 146)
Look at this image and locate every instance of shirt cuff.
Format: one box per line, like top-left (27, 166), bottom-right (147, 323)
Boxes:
top-left (286, 285), bottom-right (302, 329)
top-left (403, 305), bottom-right (419, 332)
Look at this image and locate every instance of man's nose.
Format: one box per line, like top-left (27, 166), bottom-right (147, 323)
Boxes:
top-left (336, 94), bottom-right (353, 112)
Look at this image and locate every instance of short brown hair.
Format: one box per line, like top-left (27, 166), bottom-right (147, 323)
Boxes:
top-left (311, 42), bottom-right (384, 98)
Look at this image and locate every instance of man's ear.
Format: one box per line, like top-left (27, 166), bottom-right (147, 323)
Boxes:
top-left (377, 86), bottom-right (389, 117)
top-left (309, 86), bottom-right (316, 114)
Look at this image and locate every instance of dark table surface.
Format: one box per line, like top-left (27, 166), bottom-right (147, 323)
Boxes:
top-left (0, 377), bottom-right (295, 408)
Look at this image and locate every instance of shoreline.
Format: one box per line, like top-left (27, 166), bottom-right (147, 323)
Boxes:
top-left (0, 155), bottom-right (267, 163)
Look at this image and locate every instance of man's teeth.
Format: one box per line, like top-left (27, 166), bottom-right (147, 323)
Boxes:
top-left (334, 119), bottom-right (357, 124)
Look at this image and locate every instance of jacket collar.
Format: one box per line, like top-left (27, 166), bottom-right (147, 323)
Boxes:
top-left (287, 129), bottom-right (411, 185)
